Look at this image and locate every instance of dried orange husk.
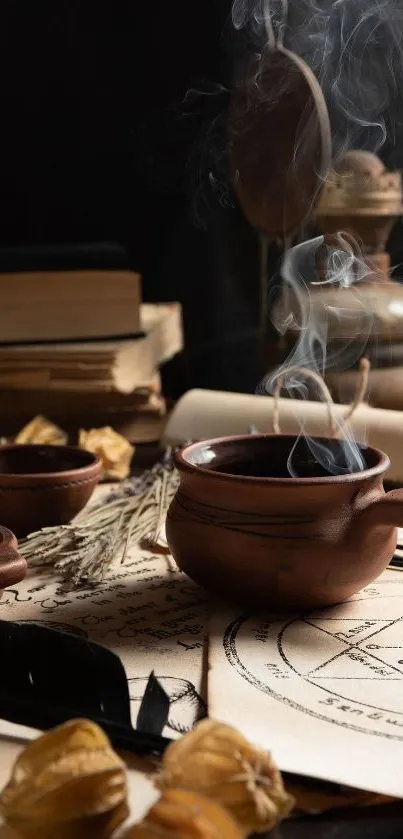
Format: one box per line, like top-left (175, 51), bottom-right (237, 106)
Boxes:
top-left (124, 788), bottom-right (244, 839)
top-left (0, 718), bottom-right (128, 839)
top-left (15, 415), bottom-right (67, 445)
top-left (79, 426), bottom-right (134, 480)
top-left (154, 719), bottom-right (294, 835)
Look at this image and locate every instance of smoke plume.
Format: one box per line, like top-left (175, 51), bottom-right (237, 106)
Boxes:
top-left (231, 0), bottom-right (403, 474)
top-left (232, 0), bottom-right (403, 157)
top-left (259, 234), bottom-right (374, 474)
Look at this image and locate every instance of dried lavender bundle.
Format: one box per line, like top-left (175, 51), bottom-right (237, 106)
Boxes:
top-left (18, 452), bottom-right (179, 589)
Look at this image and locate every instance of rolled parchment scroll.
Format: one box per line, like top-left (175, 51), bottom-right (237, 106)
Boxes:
top-left (163, 389), bottom-right (403, 483)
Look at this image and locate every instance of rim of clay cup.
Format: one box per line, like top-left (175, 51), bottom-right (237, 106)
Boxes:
top-left (175, 434), bottom-right (390, 486)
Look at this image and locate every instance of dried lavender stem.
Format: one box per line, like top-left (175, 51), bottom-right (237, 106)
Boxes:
top-left (18, 458), bottom-right (179, 588)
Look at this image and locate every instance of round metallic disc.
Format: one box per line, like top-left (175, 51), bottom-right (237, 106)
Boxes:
top-left (229, 46), bottom-right (332, 237)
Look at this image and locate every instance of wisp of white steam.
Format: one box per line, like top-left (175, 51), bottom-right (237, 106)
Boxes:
top-left (258, 235), bottom-right (374, 476)
top-left (232, 0), bottom-right (403, 475)
top-left (231, 0), bottom-right (403, 157)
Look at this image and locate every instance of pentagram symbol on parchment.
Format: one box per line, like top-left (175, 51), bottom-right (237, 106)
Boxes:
top-left (223, 576), bottom-right (403, 740)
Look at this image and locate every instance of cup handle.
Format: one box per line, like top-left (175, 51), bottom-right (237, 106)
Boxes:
top-left (0, 526), bottom-right (27, 589)
top-left (358, 489), bottom-right (403, 529)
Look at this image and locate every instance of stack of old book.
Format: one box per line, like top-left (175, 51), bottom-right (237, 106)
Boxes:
top-left (0, 263), bottom-right (183, 441)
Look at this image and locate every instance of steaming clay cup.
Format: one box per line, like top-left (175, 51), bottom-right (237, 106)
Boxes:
top-left (166, 434), bottom-right (403, 611)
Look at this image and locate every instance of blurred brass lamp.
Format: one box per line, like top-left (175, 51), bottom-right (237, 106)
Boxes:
top-left (273, 150), bottom-right (403, 410)
top-left (316, 150), bottom-right (403, 278)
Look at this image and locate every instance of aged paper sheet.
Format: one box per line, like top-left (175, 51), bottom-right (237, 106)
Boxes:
top-left (209, 569), bottom-right (403, 798)
top-left (0, 481), bottom-right (208, 832)
top-left (0, 516), bottom-right (207, 741)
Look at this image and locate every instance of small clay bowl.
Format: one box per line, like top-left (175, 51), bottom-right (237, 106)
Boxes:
top-left (0, 444), bottom-right (103, 537)
top-left (167, 434), bottom-right (403, 611)
top-left (0, 526), bottom-right (27, 590)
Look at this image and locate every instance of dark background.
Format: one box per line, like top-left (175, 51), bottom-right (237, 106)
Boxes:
top-left (0, 0), bottom-right (271, 394)
top-left (0, 0), bottom-right (229, 250)
top-left (0, 0), bottom-right (402, 394)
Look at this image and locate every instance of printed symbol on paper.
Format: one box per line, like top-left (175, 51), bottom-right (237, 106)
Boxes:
top-left (300, 617), bottom-right (403, 680)
top-left (129, 676), bottom-right (206, 734)
top-left (223, 578), bottom-right (403, 740)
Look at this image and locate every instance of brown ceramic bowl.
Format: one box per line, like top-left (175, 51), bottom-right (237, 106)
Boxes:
top-left (0, 444), bottom-right (103, 537)
top-left (0, 526), bottom-right (27, 590)
top-left (166, 434), bottom-right (403, 611)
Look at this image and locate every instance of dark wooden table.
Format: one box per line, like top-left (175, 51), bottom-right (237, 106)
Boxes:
top-left (279, 802), bottom-right (403, 838)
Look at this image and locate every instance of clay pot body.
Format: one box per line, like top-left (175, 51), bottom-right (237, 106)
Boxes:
top-left (0, 445), bottom-right (102, 537)
top-left (166, 435), bottom-right (403, 611)
top-left (0, 526), bottom-right (27, 591)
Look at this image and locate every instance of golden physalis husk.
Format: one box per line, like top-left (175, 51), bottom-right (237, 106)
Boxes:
top-left (79, 426), bottom-right (134, 480)
top-left (123, 789), bottom-right (244, 839)
top-left (154, 719), bottom-right (294, 835)
top-left (0, 718), bottom-right (128, 839)
top-left (15, 415), bottom-right (68, 445)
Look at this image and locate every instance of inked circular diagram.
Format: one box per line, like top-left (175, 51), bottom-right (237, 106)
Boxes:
top-left (223, 579), bottom-right (403, 740)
